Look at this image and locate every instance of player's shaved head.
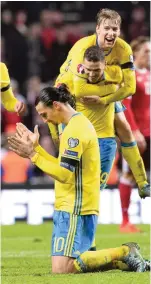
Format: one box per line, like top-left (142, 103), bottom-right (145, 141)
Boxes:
top-left (84, 46), bottom-right (105, 63)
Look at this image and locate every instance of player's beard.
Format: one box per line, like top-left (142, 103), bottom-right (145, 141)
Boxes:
top-left (89, 77), bottom-right (100, 83)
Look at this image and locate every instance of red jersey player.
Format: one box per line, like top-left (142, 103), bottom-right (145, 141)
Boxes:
top-left (119, 36), bottom-right (150, 233)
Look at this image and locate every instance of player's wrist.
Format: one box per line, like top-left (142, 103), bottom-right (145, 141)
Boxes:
top-left (99, 97), bottom-right (107, 105)
top-left (34, 142), bottom-right (40, 150)
top-left (29, 151), bottom-right (37, 160)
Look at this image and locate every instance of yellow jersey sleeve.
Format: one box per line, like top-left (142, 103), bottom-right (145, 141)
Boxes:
top-left (73, 76), bottom-right (117, 98)
top-left (55, 71), bottom-right (74, 94)
top-left (59, 126), bottom-right (84, 172)
top-left (59, 43), bottom-right (76, 74)
top-left (60, 139), bottom-right (83, 171)
top-left (73, 65), bottom-right (122, 99)
top-left (31, 152), bottom-right (73, 183)
top-left (101, 69), bottom-right (136, 104)
top-left (105, 65), bottom-right (123, 83)
top-left (60, 35), bottom-right (96, 74)
top-left (101, 38), bottom-right (136, 104)
top-left (31, 116), bottom-right (85, 183)
top-left (102, 39), bottom-right (136, 104)
top-left (1, 62), bottom-right (18, 111)
top-left (34, 144), bottom-right (58, 164)
top-left (119, 41), bottom-right (136, 101)
top-left (119, 41), bottom-right (134, 67)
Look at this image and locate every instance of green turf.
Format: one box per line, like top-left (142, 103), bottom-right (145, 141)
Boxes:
top-left (1, 223), bottom-right (150, 284)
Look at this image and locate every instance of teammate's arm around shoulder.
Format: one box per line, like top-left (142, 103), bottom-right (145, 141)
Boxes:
top-left (101, 42), bottom-right (136, 104)
top-left (118, 42), bottom-right (136, 96)
top-left (1, 62), bottom-right (17, 111)
top-left (73, 73), bottom-right (117, 99)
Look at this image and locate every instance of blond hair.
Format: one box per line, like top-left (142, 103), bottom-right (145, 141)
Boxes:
top-left (96, 8), bottom-right (121, 26)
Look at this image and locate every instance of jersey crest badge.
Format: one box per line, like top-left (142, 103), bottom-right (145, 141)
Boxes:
top-left (77, 64), bottom-right (85, 74)
top-left (68, 138), bottom-right (79, 148)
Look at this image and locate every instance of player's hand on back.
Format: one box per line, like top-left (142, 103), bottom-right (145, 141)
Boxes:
top-left (81, 96), bottom-right (108, 105)
top-left (16, 123), bottom-right (40, 148)
top-left (81, 96), bottom-right (101, 104)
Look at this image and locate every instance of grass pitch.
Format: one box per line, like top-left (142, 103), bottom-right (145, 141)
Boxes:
top-left (2, 223), bottom-right (150, 284)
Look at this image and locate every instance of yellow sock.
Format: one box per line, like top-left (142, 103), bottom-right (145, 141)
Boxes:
top-left (96, 260), bottom-right (129, 271)
top-left (74, 246), bottom-right (129, 272)
top-left (112, 260), bottom-right (129, 271)
top-left (121, 142), bottom-right (148, 189)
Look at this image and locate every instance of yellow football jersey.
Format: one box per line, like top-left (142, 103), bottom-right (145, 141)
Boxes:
top-left (61, 34), bottom-right (133, 71)
top-left (0, 62), bottom-right (18, 111)
top-left (55, 65), bottom-right (123, 138)
top-left (56, 113), bottom-right (100, 215)
top-left (32, 113), bottom-right (100, 215)
top-left (60, 34), bottom-right (136, 103)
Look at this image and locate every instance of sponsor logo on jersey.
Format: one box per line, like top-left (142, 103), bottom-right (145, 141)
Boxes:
top-left (68, 138), bottom-right (79, 148)
top-left (64, 149), bottom-right (78, 157)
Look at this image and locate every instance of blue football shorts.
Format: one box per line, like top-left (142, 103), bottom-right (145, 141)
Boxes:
top-left (51, 210), bottom-right (98, 258)
top-left (98, 137), bottom-right (117, 189)
top-left (115, 101), bottom-right (126, 113)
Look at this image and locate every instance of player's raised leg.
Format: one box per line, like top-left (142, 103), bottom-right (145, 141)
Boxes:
top-left (115, 111), bottom-right (150, 198)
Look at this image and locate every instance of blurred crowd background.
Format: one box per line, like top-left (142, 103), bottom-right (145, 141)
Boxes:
top-left (1, 1), bottom-right (150, 186)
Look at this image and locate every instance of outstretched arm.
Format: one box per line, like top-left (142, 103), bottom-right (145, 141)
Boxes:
top-left (73, 75), bottom-right (118, 99)
top-left (99, 69), bottom-right (136, 105)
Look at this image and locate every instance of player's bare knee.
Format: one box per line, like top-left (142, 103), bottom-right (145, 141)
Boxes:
top-left (52, 256), bottom-right (76, 274)
top-left (119, 125), bottom-right (133, 141)
top-left (115, 115), bottom-right (133, 142)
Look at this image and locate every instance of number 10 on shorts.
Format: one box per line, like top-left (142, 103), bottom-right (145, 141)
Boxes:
top-left (53, 237), bottom-right (65, 253)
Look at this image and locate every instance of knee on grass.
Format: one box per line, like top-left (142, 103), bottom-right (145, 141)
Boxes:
top-left (52, 256), bottom-right (77, 274)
